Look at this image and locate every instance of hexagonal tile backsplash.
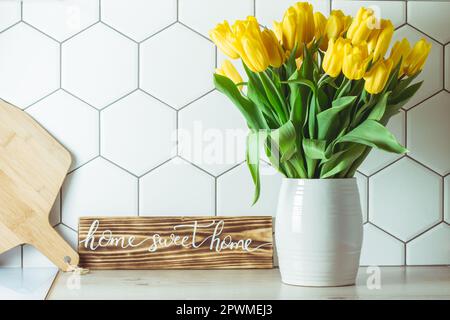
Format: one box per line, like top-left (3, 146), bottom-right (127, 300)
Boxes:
top-left (0, 0), bottom-right (448, 267)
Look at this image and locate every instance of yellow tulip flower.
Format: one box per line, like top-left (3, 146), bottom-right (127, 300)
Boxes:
top-left (389, 38), bottom-right (411, 76)
top-left (278, 7), bottom-right (297, 51)
top-left (293, 2), bottom-right (315, 43)
top-left (273, 21), bottom-right (283, 43)
top-left (231, 18), bottom-right (247, 38)
top-left (231, 17), bottom-right (271, 72)
top-left (366, 19), bottom-right (394, 61)
top-left (367, 29), bottom-right (378, 54)
top-left (314, 12), bottom-right (328, 50)
top-left (239, 36), bottom-right (270, 72)
top-left (364, 59), bottom-right (393, 94)
top-left (216, 60), bottom-right (243, 88)
top-left (323, 38), bottom-right (349, 77)
top-left (404, 39), bottom-right (431, 76)
top-left (209, 21), bottom-right (240, 59)
top-left (312, 10), bottom-right (352, 51)
top-left (314, 12), bottom-right (327, 39)
top-left (342, 42), bottom-right (372, 80)
top-left (347, 7), bottom-right (376, 45)
top-left (210, 17), bottom-right (273, 72)
top-left (273, 2), bottom-right (315, 56)
top-left (261, 29), bottom-right (285, 68)
top-left (326, 10), bottom-right (352, 41)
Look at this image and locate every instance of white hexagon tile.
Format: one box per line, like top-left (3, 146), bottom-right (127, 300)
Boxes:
top-left (256, 0), bottom-right (330, 28)
top-left (406, 224), bottom-right (450, 265)
top-left (140, 23), bottom-right (215, 109)
top-left (407, 1), bottom-right (450, 44)
top-left (22, 0), bottom-right (99, 41)
top-left (407, 92), bottom-right (450, 176)
top-left (332, 0), bottom-right (406, 28)
top-left (1, 0), bottom-right (450, 268)
top-left (62, 158), bottom-right (138, 230)
top-left (26, 90), bottom-right (99, 171)
top-left (217, 162), bottom-right (282, 216)
top-left (101, 0), bottom-right (177, 42)
top-left (179, 0), bottom-right (254, 37)
top-left (359, 110), bottom-right (405, 176)
top-left (178, 91), bottom-right (248, 176)
top-left (202, 0), bottom-right (252, 80)
top-left (139, 158), bottom-right (215, 216)
top-left (0, 0), bottom-right (20, 32)
top-left (360, 224), bottom-right (404, 266)
top-left (390, 26), bottom-right (443, 110)
top-left (369, 158), bottom-right (442, 242)
top-left (101, 90), bottom-right (176, 176)
top-left (62, 23), bottom-right (138, 109)
top-left (0, 23), bottom-right (59, 108)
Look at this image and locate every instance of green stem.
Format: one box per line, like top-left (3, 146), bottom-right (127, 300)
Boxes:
top-left (335, 77), bottom-right (352, 99)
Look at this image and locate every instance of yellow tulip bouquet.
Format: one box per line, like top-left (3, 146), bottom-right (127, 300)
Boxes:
top-left (210, 2), bottom-right (431, 203)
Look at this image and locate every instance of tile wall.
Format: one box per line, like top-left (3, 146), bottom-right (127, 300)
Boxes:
top-left (0, 0), bottom-right (448, 267)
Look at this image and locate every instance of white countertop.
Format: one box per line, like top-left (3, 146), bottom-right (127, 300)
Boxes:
top-left (0, 268), bottom-right (58, 300)
top-left (46, 266), bottom-right (450, 300)
top-left (1, 267), bottom-right (448, 300)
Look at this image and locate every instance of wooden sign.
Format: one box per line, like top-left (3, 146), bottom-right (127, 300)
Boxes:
top-left (78, 216), bottom-right (273, 269)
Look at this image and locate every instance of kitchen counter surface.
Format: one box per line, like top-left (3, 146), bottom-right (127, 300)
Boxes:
top-left (1, 267), bottom-right (448, 300)
top-left (0, 268), bottom-right (58, 300)
top-left (46, 266), bottom-right (450, 300)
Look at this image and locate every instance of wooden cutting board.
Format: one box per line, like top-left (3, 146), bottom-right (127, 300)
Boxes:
top-left (0, 99), bottom-right (79, 271)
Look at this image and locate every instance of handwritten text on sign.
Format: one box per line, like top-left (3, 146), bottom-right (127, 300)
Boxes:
top-left (78, 216), bottom-right (273, 269)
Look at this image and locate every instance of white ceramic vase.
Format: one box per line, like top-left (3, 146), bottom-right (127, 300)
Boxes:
top-left (275, 178), bottom-right (363, 287)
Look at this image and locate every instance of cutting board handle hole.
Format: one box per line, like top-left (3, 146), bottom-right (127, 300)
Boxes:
top-left (64, 256), bottom-right (71, 264)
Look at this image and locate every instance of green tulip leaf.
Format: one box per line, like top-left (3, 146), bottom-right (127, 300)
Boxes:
top-left (282, 77), bottom-right (316, 91)
top-left (285, 43), bottom-right (299, 77)
top-left (391, 73), bottom-right (419, 98)
top-left (246, 130), bottom-right (265, 205)
top-left (317, 96), bottom-right (357, 140)
top-left (214, 74), bottom-right (268, 130)
top-left (382, 81), bottom-right (423, 123)
top-left (337, 119), bottom-right (407, 154)
top-left (270, 120), bottom-right (297, 163)
top-left (303, 139), bottom-right (327, 160)
top-left (367, 92), bottom-right (390, 121)
top-left (307, 92), bottom-right (318, 138)
top-left (247, 77), bottom-right (279, 127)
top-left (301, 45), bottom-right (315, 81)
top-left (259, 71), bottom-right (289, 123)
top-left (332, 95), bottom-right (357, 109)
top-left (390, 81), bottom-right (423, 105)
top-left (320, 144), bottom-right (366, 178)
top-left (287, 70), bottom-right (308, 127)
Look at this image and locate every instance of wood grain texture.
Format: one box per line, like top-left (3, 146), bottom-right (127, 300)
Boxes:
top-left (0, 99), bottom-right (78, 271)
top-left (78, 216), bottom-right (273, 270)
